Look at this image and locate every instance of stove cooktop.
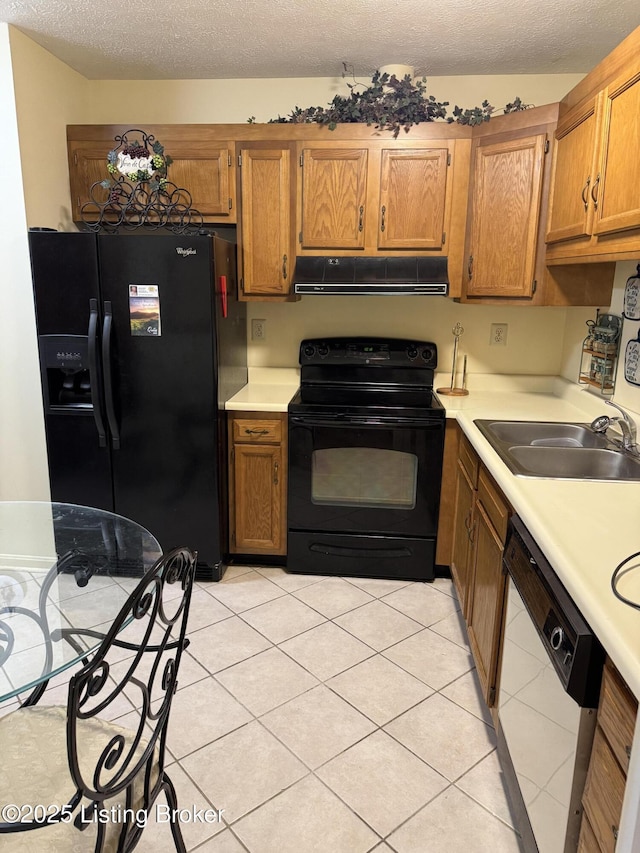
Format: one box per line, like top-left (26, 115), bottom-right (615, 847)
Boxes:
top-left (289, 336), bottom-right (443, 420)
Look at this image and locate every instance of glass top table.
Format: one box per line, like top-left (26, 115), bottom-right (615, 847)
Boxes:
top-left (0, 502), bottom-right (162, 704)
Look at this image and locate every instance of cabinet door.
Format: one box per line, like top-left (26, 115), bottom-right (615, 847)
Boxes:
top-left (232, 442), bottom-right (285, 554)
top-left (466, 500), bottom-right (507, 706)
top-left (168, 142), bottom-right (235, 218)
top-left (68, 143), bottom-right (112, 221)
top-left (466, 134), bottom-right (546, 298)
top-left (593, 69), bottom-right (640, 236)
top-left (582, 726), bottom-right (626, 853)
top-left (239, 146), bottom-right (293, 297)
top-left (450, 461), bottom-right (475, 618)
top-left (546, 97), bottom-right (601, 243)
top-left (68, 140), bottom-right (235, 222)
top-left (300, 148), bottom-right (368, 248)
top-left (378, 148), bottom-right (449, 249)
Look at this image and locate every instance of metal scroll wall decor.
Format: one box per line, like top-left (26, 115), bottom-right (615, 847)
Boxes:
top-left (80, 129), bottom-right (204, 233)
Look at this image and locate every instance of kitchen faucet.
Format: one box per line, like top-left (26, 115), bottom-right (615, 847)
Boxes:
top-left (590, 400), bottom-right (638, 453)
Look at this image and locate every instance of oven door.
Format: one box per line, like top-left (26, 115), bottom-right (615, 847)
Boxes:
top-left (288, 414), bottom-right (444, 537)
top-left (287, 413), bottom-right (444, 580)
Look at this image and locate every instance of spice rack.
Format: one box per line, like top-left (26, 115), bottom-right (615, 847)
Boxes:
top-left (578, 312), bottom-right (622, 396)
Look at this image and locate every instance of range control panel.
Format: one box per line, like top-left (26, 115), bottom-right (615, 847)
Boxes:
top-left (299, 337), bottom-right (437, 369)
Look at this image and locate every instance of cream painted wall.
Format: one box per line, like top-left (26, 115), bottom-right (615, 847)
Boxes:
top-left (9, 28), bottom-right (89, 230)
top-left (86, 73), bottom-right (584, 124)
top-left (0, 24), bottom-right (50, 499)
top-left (246, 298), bottom-right (570, 377)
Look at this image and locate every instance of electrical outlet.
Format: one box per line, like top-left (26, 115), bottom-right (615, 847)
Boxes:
top-left (490, 323), bottom-right (508, 346)
top-left (251, 318), bottom-right (266, 341)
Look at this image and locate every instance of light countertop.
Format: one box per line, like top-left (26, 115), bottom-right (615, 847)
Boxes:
top-left (225, 368), bottom-right (300, 412)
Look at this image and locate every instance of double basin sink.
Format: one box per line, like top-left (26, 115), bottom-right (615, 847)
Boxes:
top-left (474, 420), bottom-right (640, 481)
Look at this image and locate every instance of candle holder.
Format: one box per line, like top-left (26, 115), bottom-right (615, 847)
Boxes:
top-left (437, 322), bottom-right (469, 396)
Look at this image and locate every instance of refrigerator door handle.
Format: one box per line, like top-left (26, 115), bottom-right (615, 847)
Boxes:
top-left (88, 299), bottom-right (107, 448)
top-left (102, 301), bottom-right (120, 450)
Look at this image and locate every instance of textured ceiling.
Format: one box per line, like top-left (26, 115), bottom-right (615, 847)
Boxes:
top-left (1, 0), bottom-right (639, 80)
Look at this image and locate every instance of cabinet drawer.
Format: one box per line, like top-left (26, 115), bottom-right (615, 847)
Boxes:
top-left (477, 467), bottom-right (510, 542)
top-left (598, 659), bottom-right (637, 775)
top-left (583, 726), bottom-right (626, 853)
top-left (459, 432), bottom-right (479, 486)
top-left (232, 418), bottom-right (282, 444)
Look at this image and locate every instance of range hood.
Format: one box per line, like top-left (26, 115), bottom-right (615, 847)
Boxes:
top-left (293, 256), bottom-right (448, 296)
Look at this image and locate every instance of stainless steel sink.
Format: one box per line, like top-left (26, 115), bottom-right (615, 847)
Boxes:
top-left (508, 446), bottom-right (640, 481)
top-left (478, 420), bottom-right (609, 448)
top-left (474, 419), bottom-right (640, 481)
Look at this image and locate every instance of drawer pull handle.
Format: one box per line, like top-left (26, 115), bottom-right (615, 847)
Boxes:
top-left (591, 173), bottom-right (600, 210)
top-left (581, 176), bottom-right (591, 210)
top-left (245, 428), bottom-right (269, 436)
top-left (274, 462), bottom-right (279, 485)
top-left (464, 511), bottom-right (472, 541)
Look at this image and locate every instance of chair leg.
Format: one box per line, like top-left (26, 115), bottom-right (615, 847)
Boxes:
top-left (163, 773), bottom-right (187, 853)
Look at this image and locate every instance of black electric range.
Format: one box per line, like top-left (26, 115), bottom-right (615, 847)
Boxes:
top-left (287, 337), bottom-right (445, 581)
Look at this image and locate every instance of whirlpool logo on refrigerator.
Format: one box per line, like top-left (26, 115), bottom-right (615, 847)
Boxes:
top-left (176, 248), bottom-right (197, 257)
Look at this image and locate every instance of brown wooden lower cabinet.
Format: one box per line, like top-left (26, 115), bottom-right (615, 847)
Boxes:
top-left (227, 412), bottom-right (287, 556)
top-left (448, 425), bottom-right (510, 707)
top-left (580, 658), bottom-right (638, 852)
top-left (450, 449), bottom-right (476, 618)
top-left (578, 815), bottom-right (604, 853)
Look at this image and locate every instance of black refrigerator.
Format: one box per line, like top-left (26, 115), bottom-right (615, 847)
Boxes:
top-left (28, 229), bottom-right (247, 580)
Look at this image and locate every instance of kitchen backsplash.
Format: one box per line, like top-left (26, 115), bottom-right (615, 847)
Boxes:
top-left (247, 297), bottom-right (586, 376)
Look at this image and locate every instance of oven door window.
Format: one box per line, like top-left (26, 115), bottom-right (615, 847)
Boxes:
top-left (312, 447), bottom-right (417, 509)
top-left (287, 418), bottom-right (444, 537)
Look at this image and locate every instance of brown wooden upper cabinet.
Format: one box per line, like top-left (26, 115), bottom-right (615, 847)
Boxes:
top-left (464, 132), bottom-right (547, 299)
top-left (545, 97), bottom-right (601, 244)
top-left (546, 42), bottom-right (640, 258)
top-left (237, 143), bottom-right (296, 298)
top-left (297, 141), bottom-right (453, 254)
top-left (167, 141), bottom-right (235, 219)
top-left (299, 146), bottom-right (369, 249)
top-left (377, 148), bottom-right (449, 250)
top-left (68, 137), bottom-right (236, 224)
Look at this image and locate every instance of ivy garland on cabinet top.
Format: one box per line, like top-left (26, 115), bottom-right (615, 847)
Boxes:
top-left (249, 67), bottom-right (530, 138)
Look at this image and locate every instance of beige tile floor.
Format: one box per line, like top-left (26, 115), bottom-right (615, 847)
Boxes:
top-left (42, 565), bottom-right (526, 852)
top-left (136, 565), bottom-right (525, 853)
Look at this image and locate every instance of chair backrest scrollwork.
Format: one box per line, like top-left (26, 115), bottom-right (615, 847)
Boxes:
top-left (65, 546), bottom-right (196, 829)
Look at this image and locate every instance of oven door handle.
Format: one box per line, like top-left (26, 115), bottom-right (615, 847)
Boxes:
top-left (289, 415), bottom-right (441, 427)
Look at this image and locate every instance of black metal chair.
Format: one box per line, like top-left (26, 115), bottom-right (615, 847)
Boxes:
top-left (0, 545), bottom-right (196, 852)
